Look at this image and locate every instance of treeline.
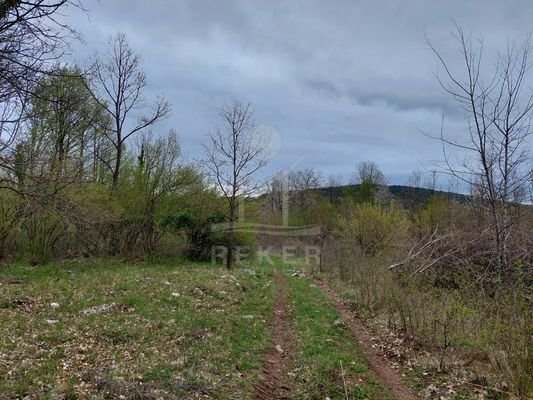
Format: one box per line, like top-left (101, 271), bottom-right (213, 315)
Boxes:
top-left (0, 3), bottom-right (235, 264)
top-left (0, 55), bottom-right (227, 262)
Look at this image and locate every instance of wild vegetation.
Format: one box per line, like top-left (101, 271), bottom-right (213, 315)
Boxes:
top-left (0, 1), bottom-right (531, 399)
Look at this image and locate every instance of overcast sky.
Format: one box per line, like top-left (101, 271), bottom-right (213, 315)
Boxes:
top-left (62, 1), bottom-right (533, 187)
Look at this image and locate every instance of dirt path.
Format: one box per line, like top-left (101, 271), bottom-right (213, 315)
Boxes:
top-left (317, 279), bottom-right (417, 400)
top-left (252, 271), bottom-right (294, 400)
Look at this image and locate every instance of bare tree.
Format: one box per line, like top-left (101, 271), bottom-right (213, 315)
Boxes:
top-left (265, 171), bottom-right (286, 212)
top-left (405, 169), bottom-right (424, 214)
top-left (424, 169), bottom-right (439, 192)
top-left (86, 33), bottom-right (170, 190)
top-left (288, 168), bottom-right (322, 210)
top-left (429, 25), bottom-right (533, 276)
top-left (351, 161), bottom-right (387, 186)
top-left (203, 101), bottom-right (270, 269)
top-left (407, 169), bottom-right (423, 188)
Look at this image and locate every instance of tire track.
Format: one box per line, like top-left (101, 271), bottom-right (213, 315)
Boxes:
top-left (317, 279), bottom-right (417, 400)
top-left (252, 272), bottom-right (294, 400)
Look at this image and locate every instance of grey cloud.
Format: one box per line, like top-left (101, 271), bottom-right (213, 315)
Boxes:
top-left (61, 0), bottom-right (533, 185)
top-left (304, 78), bottom-right (461, 116)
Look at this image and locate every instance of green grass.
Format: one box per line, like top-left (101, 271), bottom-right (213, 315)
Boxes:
top-left (284, 267), bottom-right (392, 399)
top-left (0, 259), bottom-right (274, 399)
top-left (1, 257), bottom-right (395, 399)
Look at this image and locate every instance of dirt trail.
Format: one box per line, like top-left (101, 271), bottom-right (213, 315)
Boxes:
top-left (317, 279), bottom-right (417, 400)
top-left (252, 272), bottom-right (294, 400)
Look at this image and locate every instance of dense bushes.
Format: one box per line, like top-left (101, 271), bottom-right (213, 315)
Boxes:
top-left (325, 258), bottom-right (532, 395)
top-left (0, 160), bottom-right (231, 263)
top-left (318, 194), bottom-right (532, 396)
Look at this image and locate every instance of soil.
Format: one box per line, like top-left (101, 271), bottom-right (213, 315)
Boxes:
top-left (252, 272), bottom-right (295, 400)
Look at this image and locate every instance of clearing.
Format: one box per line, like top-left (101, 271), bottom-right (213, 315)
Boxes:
top-left (0, 259), bottom-right (415, 399)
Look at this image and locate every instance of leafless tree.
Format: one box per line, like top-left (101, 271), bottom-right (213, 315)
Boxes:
top-left (288, 168), bottom-right (322, 210)
top-left (429, 24), bottom-right (533, 276)
top-left (407, 169), bottom-right (423, 188)
top-left (86, 33), bottom-right (170, 190)
top-left (424, 169), bottom-right (439, 192)
top-left (203, 101), bottom-right (270, 269)
top-left (404, 169), bottom-right (425, 213)
top-left (265, 171), bottom-right (286, 212)
top-left (351, 160), bottom-right (387, 186)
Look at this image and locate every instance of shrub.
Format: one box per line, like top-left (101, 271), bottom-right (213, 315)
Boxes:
top-left (338, 202), bottom-right (407, 257)
top-left (160, 211), bottom-right (226, 261)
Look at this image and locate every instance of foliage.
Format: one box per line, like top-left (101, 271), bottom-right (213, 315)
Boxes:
top-left (27, 66), bottom-right (107, 182)
top-left (414, 194), bottom-right (450, 236)
top-left (160, 210), bottom-right (226, 261)
top-left (115, 131), bottom-right (198, 258)
top-left (0, 190), bottom-right (21, 258)
top-left (338, 202), bottom-right (407, 257)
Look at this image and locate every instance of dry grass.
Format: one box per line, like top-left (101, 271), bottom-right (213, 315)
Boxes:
top-left (320, 252), bottom-right (532, 399)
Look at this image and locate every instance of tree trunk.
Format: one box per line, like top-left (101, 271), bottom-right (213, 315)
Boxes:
top-left (112, 143), bottom-right (122, 192)
top-left (226, 205), bottom-right (236, 270)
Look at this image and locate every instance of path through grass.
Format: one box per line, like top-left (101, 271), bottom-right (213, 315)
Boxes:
top-left (285, 268), bottom-right (393, 399)
top-left (2, 258), bottom-right (398, 399)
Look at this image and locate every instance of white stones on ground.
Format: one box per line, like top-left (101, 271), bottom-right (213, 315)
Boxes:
top-left (275, 344), bottom-right (284, 354)
top-left (46, 319), bottom-right (59, 324)
top-left (171, 292), bottom-right (181, 297)
top-left (50, 302), bottom-right (60, 309)
top-left (193, 287), bottom-right (204, 296)
top-left (332, 318), bottom-right (345, 327)
top-left (82, 303), bottom-right (116, 315)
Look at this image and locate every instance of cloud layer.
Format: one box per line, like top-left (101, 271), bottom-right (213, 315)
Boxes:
top-left (62, 0), bottom-right (533, 185)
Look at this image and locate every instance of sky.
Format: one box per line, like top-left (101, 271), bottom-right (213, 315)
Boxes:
top-left (60, 0), bottom-right (533, 187)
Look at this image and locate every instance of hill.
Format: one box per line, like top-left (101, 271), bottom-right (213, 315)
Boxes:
top-left (316, 184), bottom-right (470, 206)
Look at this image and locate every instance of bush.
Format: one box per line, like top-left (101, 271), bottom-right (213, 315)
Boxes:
top-left (160, 211), bottom-right (226, 261)
top-left (338, 202), bottom-right (407, 257)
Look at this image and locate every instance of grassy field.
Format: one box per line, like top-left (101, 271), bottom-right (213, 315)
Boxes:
top-left (1, 258), bottom-right (391, 399)
top-left (0, 259), bottom-right (274, 399)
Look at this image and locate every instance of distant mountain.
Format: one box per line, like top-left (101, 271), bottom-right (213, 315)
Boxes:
top-left (316, 184), bottom-right (470, 206)
top-left (387, 185), bottom-right (470, 204)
